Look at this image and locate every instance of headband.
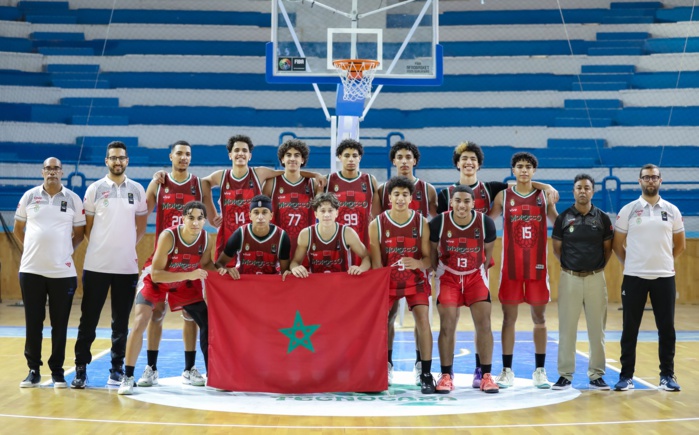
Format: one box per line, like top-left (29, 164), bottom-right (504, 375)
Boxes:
top-left (250, 198), bottom-right (273, 212)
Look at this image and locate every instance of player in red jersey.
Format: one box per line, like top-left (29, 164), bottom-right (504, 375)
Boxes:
top-left (119, 201), bottom-right (215, 395)
top-left (140, 141), bottom-right (214, 388)
top-left (285, 192), bottom-right (370, 278)
top-left (325, 139), bottom-right (381, 265)
top-left (215, 195), bottom-right (291, 277)
top-left (263, 139), bottom-right (323, 261)
top-left (376, 141), bottom-right (437, 385)
top-left (377, 141), bottom-right (437, 217)
top-left (489, 152), bottom-right (558, 390)
top-left (429, 185), bottom-right (499, 394)
top-left (369, 176), bottom-right (435, 394)
top-left (200, 135), bottom-right (322, 267)
top-left (437, 141), bottom-right (558, 388)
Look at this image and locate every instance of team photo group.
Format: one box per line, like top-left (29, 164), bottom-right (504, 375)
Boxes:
top-left (14, 134), bottom-right (685, 396)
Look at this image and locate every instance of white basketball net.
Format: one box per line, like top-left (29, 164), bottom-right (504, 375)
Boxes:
top-left (333, 59), bottom-right (380, 102)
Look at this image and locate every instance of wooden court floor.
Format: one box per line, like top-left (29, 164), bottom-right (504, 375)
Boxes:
top-left (0, 299), bottom-right (697, 434)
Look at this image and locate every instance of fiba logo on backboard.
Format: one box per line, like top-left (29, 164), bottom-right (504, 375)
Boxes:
top-left (278, 57), bottom-right (307, 72)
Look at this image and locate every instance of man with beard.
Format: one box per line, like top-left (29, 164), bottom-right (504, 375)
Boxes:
top-left (612, 164), bottom-right (685, 392)
top-left (71, 141), bottom-right (148, 388)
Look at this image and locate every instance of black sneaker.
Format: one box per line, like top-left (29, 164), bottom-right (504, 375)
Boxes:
top-left (71, 365), bottom-right (87, 389)
top-left (589, 377), bottom-right (610, 390)
top-left (52, 374), bottom-right (68, 389)
top-left (19, 370), bottom-right (41, 388)
top-left (552, 376), bottom-right (572, 390)
top-left (108, 368), bottom-right (124, 386)
top-left (420, 373), bottom-right (436, 394)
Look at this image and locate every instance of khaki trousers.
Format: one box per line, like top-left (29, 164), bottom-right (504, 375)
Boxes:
top-left (557, 271), bottom-right (607, 380)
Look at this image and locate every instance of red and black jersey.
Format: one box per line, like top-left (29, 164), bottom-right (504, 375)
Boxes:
top-left (376, 210), bottom-right (426, 297)
top-left (154, 173), bottom-right (202, 238)
top-left (381, 178), bottom-right (430, 216)
top-left (143, 226), bottom-right (208, 311)
top-left (327, 172), bottom-right (373, 247)
top-left (306, 223), bottom-right (350, 273)
top-left (270, 174), bottom-right (315, 258)
top-left (237, 224), bottom-right (286, 275)
top-left (502, 187), bottom-right (548, 281)
top-left (443, 180), bottom-right (492, 214)
top-left (216, 168), bottom-right (262, 259)
top-left (434, 211), bottom-right (486, 274)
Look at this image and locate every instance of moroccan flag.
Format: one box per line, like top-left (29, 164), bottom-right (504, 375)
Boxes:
top-left (206, 268), bottom-right (390, 393)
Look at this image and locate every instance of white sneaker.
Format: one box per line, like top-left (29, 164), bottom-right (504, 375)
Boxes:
top-left (532, 367), bottom-right (551, 389)
top-left (117, 376), bottom-right (135, 395)
top-left (413, 361), bottom-right (421, 386)
top-left (182, 366), bottom-right (205, 386)
top-left (388, 362), bottom-right (394, 386)
top-left (496, 368), bottom-right (515, 388)
top-left (137, 365), bottom-right (159, 387)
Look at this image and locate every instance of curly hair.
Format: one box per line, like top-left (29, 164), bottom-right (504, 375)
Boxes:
top-left (336, 138), bottom-right (364, 157)
top-left (511, 152), bottom-right (538, 169)
top-left (384, 176), bottom-right (415, 196)
top-left (227, 134), bottom-right (254, 153)
top-left (278, 139), bottom-right (310, 167)
top-left (390, 141), bottom-right (420, 165)
top-left (452, 141), bottom-right (483, 168)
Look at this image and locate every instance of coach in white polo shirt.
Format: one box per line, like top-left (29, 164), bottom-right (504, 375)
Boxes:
top-left (612, 163), bottom-right (686, 392)
top-left (14, 157), bottom-right (85, 388)
top-left (71, 141), bottom-right (148, 389)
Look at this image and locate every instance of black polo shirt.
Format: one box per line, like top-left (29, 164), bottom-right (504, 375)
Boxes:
top-left (552, 204), bottom-right (614, 272)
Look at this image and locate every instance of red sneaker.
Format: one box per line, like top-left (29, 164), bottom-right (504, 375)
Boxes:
top-left (436, 373), bottom-right (454, 394)
top-left (480, 373), bottom-right (500, 394)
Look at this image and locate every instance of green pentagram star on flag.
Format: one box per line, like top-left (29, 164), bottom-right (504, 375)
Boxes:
top-left (279, 311), bottom-right (320, 353)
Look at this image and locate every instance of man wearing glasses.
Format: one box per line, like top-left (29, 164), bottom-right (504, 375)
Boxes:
top-left (71, 141), bottom-right (149, 389)
top-left (15, 158), bottom-right (85, 388)
top-left (612, 164), bottom-right (686, 392)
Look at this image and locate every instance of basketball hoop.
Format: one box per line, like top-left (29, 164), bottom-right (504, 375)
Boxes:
top-left (332, 59), bottom-right (380, 102)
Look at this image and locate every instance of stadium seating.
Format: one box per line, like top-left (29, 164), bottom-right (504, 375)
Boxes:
top-left (1, 0), bottom-right (698, 220)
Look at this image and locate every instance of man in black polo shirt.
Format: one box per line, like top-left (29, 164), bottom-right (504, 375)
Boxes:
top-left (551, 174), bottom-right (613, 390)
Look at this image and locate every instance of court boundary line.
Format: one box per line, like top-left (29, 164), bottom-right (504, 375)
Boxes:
top-left (0, 413), bottom-right (696, 429)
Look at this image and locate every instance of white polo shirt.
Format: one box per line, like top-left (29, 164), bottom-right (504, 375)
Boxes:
top-left (615, 195), bottom-right (684, 279)
top-left (83, 175), bottom-right (148, 274)
top-left (15, 185), bottom-right (86, 278)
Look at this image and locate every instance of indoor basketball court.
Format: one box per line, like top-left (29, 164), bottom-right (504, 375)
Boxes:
top-left (1, 0), bottom-right (698, 433)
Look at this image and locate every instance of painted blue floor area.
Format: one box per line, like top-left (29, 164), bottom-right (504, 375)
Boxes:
top-left (5, 327), bottom-right (692, 390)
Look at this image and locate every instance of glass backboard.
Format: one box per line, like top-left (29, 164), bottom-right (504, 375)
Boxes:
top-left (267, 0), bottom-right (442, 86)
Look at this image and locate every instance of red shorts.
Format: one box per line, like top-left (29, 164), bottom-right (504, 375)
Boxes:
top-left (498, 274), bottom-right (550, 305)
top-left (137, 268), bottom-right (204, 312)
top-left (438, 269), bottom-right (490, 307)
top-left (389, 292), bottom-right (430, 311)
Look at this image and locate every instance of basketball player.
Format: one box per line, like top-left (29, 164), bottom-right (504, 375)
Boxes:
top-left (489, 152), bottom-right (558, 389)
top-left (438, 141), bottom-right (556, 214)
top-left (200, 135), bottom-right (323, 265)
top-left (119, 201), bottom-right (215, 395)
top-left (437, 141), bottom-right (558, 388)
top-left (137, 141), bottom-right (211, 388)
top-left (376, 140), bottom-right (437, 386)
top-left (215, 194), bottom-right (291, 277)
top-left (262, 139), bottom-right (322, 260)
top-left (369, 176), bottom-right (435, 394)
top-left (285, 192), bottom-right (370, 278)
top-left (377, 140), bottom-right (437, 217)
top-left (325, 139), bottom-right (381, 265)
top-left (430, 185), bottom-right (498, 394)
